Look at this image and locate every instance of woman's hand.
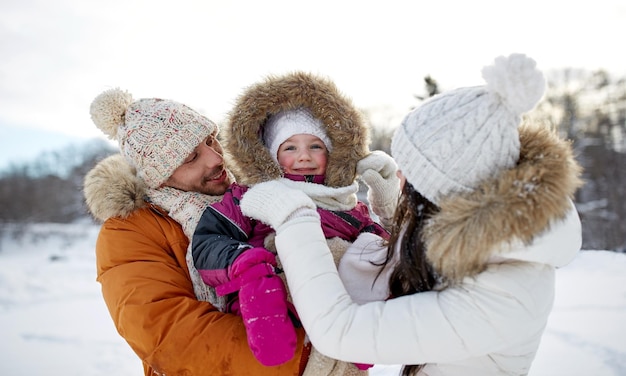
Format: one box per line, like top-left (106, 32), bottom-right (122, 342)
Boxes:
top-left (357, 151), bottom-right (401, 225)
top-left (240, 179), bottom-right (318, 230)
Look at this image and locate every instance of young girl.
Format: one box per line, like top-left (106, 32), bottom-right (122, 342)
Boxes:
top-left (240, 54), bottom-right (584, 375)
top-left (148, 72), bottom-right (399, 374)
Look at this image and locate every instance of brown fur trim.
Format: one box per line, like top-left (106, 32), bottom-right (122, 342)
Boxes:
top-left (224, 71), bottom-right (370, 188)
top-left (83, 154), bottom-right (147, 222)
top-left (424, 123), bottom-right (584, 283)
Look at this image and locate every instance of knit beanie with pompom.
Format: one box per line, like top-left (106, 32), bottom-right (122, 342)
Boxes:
top-left (89, 88), bottom-right (218, 188)
top-left (391, 53), bottom-right (546, 205)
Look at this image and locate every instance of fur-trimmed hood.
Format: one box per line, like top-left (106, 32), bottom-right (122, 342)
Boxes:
top-left (424, 123), bottom-right (584, 283)
top-left (223, 71), bottom-right (370, 188)
top-left (83, 154), bottom-right (148, 222)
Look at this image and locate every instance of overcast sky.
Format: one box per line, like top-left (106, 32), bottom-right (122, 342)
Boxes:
top-left (1, 0), bottom-right (625, 163)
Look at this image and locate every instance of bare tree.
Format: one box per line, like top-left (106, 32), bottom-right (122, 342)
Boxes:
top-left (0, 139), bottom-right (117, 225)
top-left (537, 69), bottom-right (626, 251)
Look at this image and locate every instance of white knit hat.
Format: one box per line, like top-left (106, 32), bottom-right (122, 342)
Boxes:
top-left (89, 88), bottom-right (217, 188)
top-left (391, 53), bottom-right (546, 204)
top-left (263, 107), bottom-right (332, 162)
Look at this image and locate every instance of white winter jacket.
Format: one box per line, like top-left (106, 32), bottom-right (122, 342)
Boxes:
top-left (244, 125), bottom-right (584, 375)
top-left (275, 205), bottom-right (580, 375)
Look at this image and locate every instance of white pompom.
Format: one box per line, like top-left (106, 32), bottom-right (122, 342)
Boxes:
top-left (481, 53), bottom-right (546, 114)
top-left (89, 88), bottom-right (133, 139)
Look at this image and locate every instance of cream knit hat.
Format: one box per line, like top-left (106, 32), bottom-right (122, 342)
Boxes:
top-left (391, 53), bottom-right (546, 204)
top-left (90, 88), bottom-right (217, 188)
top-left (263, 107), bottom-right (332, 162)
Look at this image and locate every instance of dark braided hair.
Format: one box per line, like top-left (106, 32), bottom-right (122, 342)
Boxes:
top-left (383, 181), bottom-right (440, 375)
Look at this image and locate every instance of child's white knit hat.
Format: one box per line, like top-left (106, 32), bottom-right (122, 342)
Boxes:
top-left (263, 107), bottom-right (332, 162)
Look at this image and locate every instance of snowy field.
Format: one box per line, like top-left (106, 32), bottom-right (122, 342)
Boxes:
top-left (0, 223), bottom-right (625, 376)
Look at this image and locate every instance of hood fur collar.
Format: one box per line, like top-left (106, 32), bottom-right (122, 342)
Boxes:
top-left (424, 123), bottom-right (584, 282)
top-left (223, 71), bottom-right (369, 188)
top-left (83, 154), bottom-right (148, 222)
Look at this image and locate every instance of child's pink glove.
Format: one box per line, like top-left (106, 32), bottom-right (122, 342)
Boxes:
top-left (216, 247), bottom-right (297, 366)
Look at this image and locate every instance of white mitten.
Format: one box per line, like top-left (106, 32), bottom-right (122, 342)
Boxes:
top-left (357, 151), bottom-right (400, 226)
top-left (338, 232), bottom-right (394, 304)
top-left (240, 179), bottom-right (318, 230)
top-left (147, 187), bottom-right (220, 238)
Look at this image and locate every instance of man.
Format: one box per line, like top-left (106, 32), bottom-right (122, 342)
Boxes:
top-left (83, 88), bottom-right (310, 375)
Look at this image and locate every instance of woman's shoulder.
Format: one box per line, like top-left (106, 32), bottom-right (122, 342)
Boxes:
top-left (502, 203), bottom-right (582, 268)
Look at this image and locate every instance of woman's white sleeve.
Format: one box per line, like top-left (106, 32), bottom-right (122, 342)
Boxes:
top-left (274, 216), bottom-right (553, 365)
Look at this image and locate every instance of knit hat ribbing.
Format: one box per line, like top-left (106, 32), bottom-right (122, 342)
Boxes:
top-left (263, 107), bottom-right (333, 162)
top-left (89, 88), bottom-right (217, 188)
top-left (391, 53), bottom-right (546, 204)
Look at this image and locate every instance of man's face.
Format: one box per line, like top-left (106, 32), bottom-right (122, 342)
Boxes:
top-left (164, 134), bottom-right (232, 195)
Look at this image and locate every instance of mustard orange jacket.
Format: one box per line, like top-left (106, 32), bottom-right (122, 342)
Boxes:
top-left (95, 203), bottom-right (309, 375)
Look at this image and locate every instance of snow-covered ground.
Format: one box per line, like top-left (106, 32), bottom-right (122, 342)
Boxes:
top-left (0, 223), bottom-right (625, 375)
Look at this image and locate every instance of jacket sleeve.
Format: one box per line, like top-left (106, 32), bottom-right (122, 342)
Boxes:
top-left (192, 205), bottom-right (253, 286)
top-left (96, 209), bottom-right (307, 376)
top-left (337, 232), bottom-right (394, 304)
top-left (191, 184), bottom-right (264, 287)
top-left (274, 216), bottom-right (556, 365)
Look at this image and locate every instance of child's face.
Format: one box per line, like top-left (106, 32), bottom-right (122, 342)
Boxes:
top-left (277, 134), bottom-right (328, 175)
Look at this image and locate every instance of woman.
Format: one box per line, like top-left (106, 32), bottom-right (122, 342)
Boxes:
top-left (238, 54), bottom-right (584, 375)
